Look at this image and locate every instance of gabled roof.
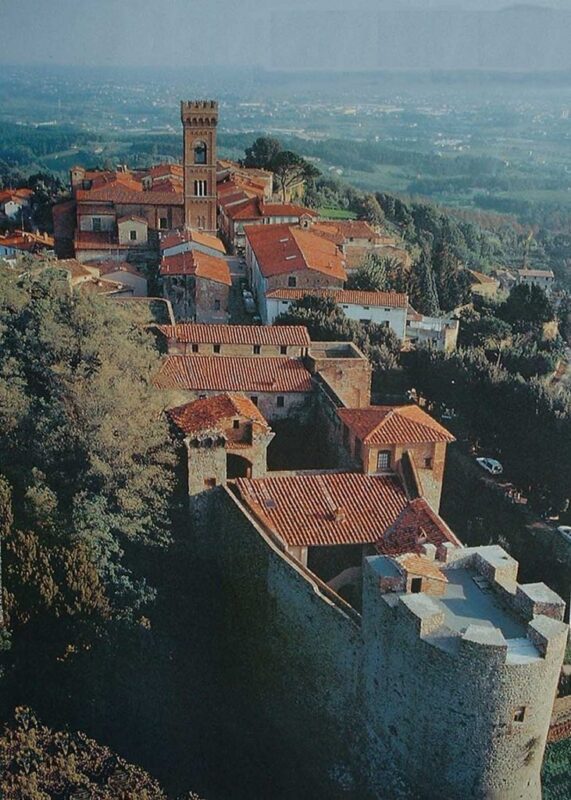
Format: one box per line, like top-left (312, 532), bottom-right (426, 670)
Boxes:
top-left (376, 497), bottom-right (462, 556)
top-left (76, 186), bottom-right (183, 205)
top-left (160, 251), bottom-right (231, 285)
top-left (154, 355), bottom-right (313, 394)
top-left (225, 197), bottom-right (318, 222)
top-left (117, 215), bottom-right (147, 225)
top-left (234, 472), bottom-right (409, 548)
top-left (167, 392), bottom-right (269, 435)
top-left (87, 260), bottom-right (144, 278)
top-left (160, 229), bottom-right (226, 254)
top-left (266, 287), bottom-right (408, 309)
top-left (338, 405), bottom-right (455, 445)
top-left (156, 323), bottom-right (310, 347)
top-left (245, 224), bottom-right (346, 281)
top-left (517, 268), bottom-right (555, 279)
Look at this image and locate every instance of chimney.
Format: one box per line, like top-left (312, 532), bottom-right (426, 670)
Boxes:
top-left (332, 507), bottom-right (346, 523)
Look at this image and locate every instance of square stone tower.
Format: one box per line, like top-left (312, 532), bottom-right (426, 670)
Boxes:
top-left (181, 100), bottom-right (218, 233)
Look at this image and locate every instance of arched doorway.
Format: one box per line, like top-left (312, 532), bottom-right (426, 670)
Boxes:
top-left (227, 453), bottom-right (253, 479)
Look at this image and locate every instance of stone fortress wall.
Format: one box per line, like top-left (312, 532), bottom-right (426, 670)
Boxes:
top-left (202, 486), bottom-right (568, 800)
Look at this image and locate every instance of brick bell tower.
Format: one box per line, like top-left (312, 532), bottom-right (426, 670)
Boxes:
top-left (181, 100), bottom-right (218, 232)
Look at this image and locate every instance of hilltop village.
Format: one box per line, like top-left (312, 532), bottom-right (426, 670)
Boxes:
top-left (1, 101), bottom-right (570, 799)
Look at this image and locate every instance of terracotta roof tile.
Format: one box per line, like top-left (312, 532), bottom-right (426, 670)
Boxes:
top-left (154, 355), bottom-right (313, 394)
top-left (235, 472), bottom-right (408, 548)
top-left (245, 224), bottom-right (346, 281)
top-left (157, 323), bottom-right (310, 347)
top-left (396, 553), bottom-right (448, 582)
top-left (266, 287), bottom-right (408, 309)
top-left (160, 229), bottom-right (226, 254)
top-left (376, 497), bottom-right (462, 556)
top-left (76, 186), bottom-right (183, 205)
top-left (517, 268), bottom-right (555, 278)
top-left (160, 251), bottom-right (231, 285)
top-left (167, 392), bottom-right (269, 435)
top-left (338, 405), bottom-right (455, 445)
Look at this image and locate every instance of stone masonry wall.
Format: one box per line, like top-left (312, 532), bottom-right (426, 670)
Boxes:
top-left (201, 489), bottom-right (568, 800)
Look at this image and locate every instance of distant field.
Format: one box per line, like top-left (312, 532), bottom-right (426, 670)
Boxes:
top-left (318, 206), bottom-right (357, 219)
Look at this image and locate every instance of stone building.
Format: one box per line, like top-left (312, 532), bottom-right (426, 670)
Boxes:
top-left (265, 287), bottom-right (409, 338)
top-left (203, 485), bottom-right (568, 800)
top-left (156, 322), bottom-right (311, 358)
top-left (160, 250), bottom-right (231, 323)
top-left (406, 305), bottom-right (460, 351)
top-left (181, 100), bottom-right (218, 233)
top-left (516, 268), bottom-right (555, 294)
top-left (154, 354), bottom-right (314, 423)
top-left (218, 195), bottom-right (318, 253)
top-left (167, 392), bottom-right (274, 494)
top-left (245, 223), bottom-right (347, 321)
top-left (337, 404), bottom-right (455, 512)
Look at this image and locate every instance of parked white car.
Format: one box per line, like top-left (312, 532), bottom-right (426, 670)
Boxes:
top-left (476, 457), bottom-right (503, 476)
top-left (557, 525), bottom-right (571, 544)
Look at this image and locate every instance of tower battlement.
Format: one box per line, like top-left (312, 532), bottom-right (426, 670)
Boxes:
top-left (181, 100), bottom-right (218, 126)
top-left (366, 545), bottom-right (566, 665)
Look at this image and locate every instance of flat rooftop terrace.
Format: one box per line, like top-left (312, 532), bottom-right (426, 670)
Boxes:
top-left (439, 567), bottom-right (526, 640)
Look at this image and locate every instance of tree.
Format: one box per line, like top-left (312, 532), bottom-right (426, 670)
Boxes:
top-left (432, 241), bottom-right (471, 311)
top-left (270, 150), bottom-right (320, 203)
top-left (243, 136), bottom-right (282, 170)
top-left (0, 267), bottom-right (178, 632)
top-left (0, 706), bottom-right (172, 799)
top-left (356, 193), bottom-right (384, 228)
top-left (346, 253), bottom-right (388, 292)
top-left (409, 249), bottom-right (440, 316)
top-left (499, 284), bottom-right (555, 330)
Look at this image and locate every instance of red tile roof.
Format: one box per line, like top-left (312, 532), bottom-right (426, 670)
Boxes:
top-left (87, 259), bottom-right (143, 278)
top-left (376, 497), bottom-right (462, 556)
top-left (160, 251), bottom-right (231, 285)
top-left (154, 355), bottom-right (313, 394)
top-left (396, 553), bottom-right (448, 582)
top-left (118, 215), bottom-right (147, 225)
top-left (245, 224), bottom-right (346, 281)
top-left (235, 472), bottom-right (408, 547)
top-left (76, 186), bottom-right (183, 205)
top-left (156, 323), bottom-right (310, 347)
top-left (0, 231), bottom-right (54, 251)
top-left (338, 405), bottom-right (455, 445)
top-left (225, 197), bottom-right (317, 222)
top-left (266, 287), bottom-right (408, 309)
top-left (167, 392), bottom-right (269, 435)
top-left (74, 231), bottom-right (127, 251)
top-left (160, 229), bottom-right (226, 254)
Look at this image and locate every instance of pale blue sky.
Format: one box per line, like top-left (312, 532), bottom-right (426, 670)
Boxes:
top-left (0, 1), bottom-right (569, 70)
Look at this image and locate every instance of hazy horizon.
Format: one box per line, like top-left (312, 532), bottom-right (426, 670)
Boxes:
top-left (1, 0), bottom-right (570, 72)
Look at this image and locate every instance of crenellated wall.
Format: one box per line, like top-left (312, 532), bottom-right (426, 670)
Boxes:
top-left (204, 489), bottom-right (568, 800)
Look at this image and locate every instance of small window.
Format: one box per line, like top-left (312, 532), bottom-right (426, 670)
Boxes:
top-left (280, 345), bottom-right (287, 355)
top-left (191, 344), bottom-right (199, 353)
top-left (213, 344), bottom-right (221, 354)
top-left (92, 217), bottom-right (102, 232)
top-left (411, 577), bottom-right (422, 594)
top-left (159, 217), bottom-right (168, 230)
top-left (377, 450), bottom-right (391, 471)
top-left (424, 457), bottom-right (433, 469)
top-left (343, 424), bottom-right (350, 447)
top-left (287, 276), bottom-right (297, 288)
top-left (214, 299), bottom-right (220, 311)
top-left (199, 394), bottom-right (206, 400)
top-left (513, 707), bottom-right (526, 723)
top-left (204, 477), bottom-right (216, 489)
top-left (277, 396), bottom-right (285, 408)
top-left (233, 420), bottom-right (240, 430)
top-left (363, 306), bottom-right (370, 310)
top-left (129, 229), bottom-right (137, 241)
top-left (253, 345), bottom-right (261, 355)
top-left (251, 396), bottom-right (258, 406)
top-left (194, 141), bottom-right (207, 164)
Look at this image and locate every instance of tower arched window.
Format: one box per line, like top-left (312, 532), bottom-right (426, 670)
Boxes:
top-left (194, 141), bottom-right (207, 164)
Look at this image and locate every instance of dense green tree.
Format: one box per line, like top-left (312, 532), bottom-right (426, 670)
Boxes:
top-left (270, 150), bottom-right (320, 203)
top-left (355, 193), bottom-right (384, 228)
top-left (0, 267), bottom-right (177, 630)
top-left (346, 253), bottom-right (388, 292)
top-left (409, 249), bottom-right (440, 316)
top-left (243, 136), bottom-right (282, 170)
top-left (499, 283), bottom-right (555, 330)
